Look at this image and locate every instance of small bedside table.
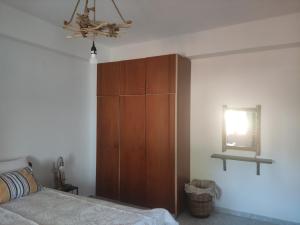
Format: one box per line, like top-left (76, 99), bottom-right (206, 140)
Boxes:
top-left (56, 184), bottom-right (79, 195)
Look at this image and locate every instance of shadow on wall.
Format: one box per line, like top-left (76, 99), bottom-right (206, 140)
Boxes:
top-left (27, 154), bottom-right (76, 188)
top-left (27, 156), bottom-right (54, 187)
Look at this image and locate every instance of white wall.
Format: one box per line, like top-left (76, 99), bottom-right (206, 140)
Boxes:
top-left (191, 47), bottom-right (300, 223)
top-left (0, 1), bottom-right (109, 196)
top-left (0, 35), bottom-right (94, 195)
top-left (108, 13), bottom-right (300, 223)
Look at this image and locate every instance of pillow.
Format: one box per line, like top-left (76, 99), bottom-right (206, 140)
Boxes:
top-left (0, 167), bottom-right (40, 204)
top-left (0, 158), bottom-right (28, 174)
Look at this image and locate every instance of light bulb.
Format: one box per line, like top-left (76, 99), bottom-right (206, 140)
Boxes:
top-left (90, 41), bottom-right (97, 64)
top-left (90, 53), bottom-right (97, 64)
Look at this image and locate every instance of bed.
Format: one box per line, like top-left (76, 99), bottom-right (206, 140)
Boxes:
top-left (0, 158), bottom-right (178, 225)
top-left (0, 188), bottom-right (178, 225)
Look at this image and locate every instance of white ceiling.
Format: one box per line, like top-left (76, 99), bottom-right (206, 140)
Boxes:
top-left (2, 0), bottom-right (300, 47)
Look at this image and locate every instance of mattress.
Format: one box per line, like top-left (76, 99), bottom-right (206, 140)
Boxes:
top-left (0, 188), bottom-right (178, 225)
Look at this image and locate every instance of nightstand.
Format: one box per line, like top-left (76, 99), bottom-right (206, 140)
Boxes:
top-left (56, 184), bottom-right (79, 195)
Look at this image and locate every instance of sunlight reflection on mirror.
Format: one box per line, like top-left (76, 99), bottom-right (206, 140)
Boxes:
top-left (222, 105), bottom-right (260, 154)
top-left (225, 110), bottom-right (249, 136)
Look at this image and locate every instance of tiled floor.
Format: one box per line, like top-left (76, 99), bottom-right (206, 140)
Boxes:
top-left (93, 196), bottom-right (289, 225)
top-left (177, 212), bottom-right (279, 225)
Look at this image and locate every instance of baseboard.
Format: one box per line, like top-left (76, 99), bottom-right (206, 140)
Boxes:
top-left (90, 196), bottom-right (147, 210)
top-left (215, 207), bottom-right (300, 225)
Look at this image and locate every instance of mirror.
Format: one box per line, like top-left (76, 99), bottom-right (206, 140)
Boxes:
top-left (222, 105), bottom-right (261, 155)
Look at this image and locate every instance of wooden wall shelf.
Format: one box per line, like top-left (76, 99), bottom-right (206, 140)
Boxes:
top-left (211, 154), bottom-right (273, 175)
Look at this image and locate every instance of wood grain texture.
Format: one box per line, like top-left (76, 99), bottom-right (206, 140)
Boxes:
top-left (146, 55), bottom-right (176, 94)
top-left (176, 55), bottom-right (191, 214)
top-left (97, 62), bottom-right (121, 96)
top-left (96, 96), bottom-right (120, 200)
top-left (120, 96), bottom-right (146, 206)
top-left (169, 93), bottom-right (176, 214)
top-left (146, 94), bottom-right (175, 213)
top-left (169, 55), bottom-right (176, 93)
top-left (96, 54), bottom-right (191, 215)
top-left (120, 59), bottom-right (146, 95)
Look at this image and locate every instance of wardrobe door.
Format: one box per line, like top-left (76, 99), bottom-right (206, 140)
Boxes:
top-left (120, 59), bottom-right (146, 95)
top-left (97, 62), bottom-right (121, 96)
top-left (96, 96), bottom-right (120, 200)
top-left (120, 96), bottom-right (146, 205)
top-left (146, 55), bottom-right (176, 94)
top-left (146, 94), bottom-right (175, 213)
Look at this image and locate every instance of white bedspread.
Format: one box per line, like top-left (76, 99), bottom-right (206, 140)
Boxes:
top-left (0, 188), bottom-right (178, 225)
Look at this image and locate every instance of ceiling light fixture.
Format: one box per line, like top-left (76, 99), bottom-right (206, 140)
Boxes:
top-left (90, 40), bottom-right (97, 64)
top-left (64, 0), bottom-right (132, 62)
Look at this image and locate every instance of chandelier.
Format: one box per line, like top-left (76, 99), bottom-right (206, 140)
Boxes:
top-left (63, 0), bottom-right (132, 39)
top-left (63, 0), bottom-right (131, 63)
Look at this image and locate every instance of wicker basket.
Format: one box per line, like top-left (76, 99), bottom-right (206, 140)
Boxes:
top-left (185, 180), bottom-right (216, 218)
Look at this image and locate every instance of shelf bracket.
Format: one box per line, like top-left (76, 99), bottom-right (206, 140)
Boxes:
top-left (256, 162), bottom-right (260, 175)
top-left (223, 159), bottom-right (227, 171)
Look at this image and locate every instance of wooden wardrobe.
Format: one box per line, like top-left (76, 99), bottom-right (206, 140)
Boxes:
top-left (96, 54), bottom-right (190, 215)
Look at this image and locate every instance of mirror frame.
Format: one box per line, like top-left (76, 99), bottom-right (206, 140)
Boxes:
top-left (222, 105), bottom-right (261, 156)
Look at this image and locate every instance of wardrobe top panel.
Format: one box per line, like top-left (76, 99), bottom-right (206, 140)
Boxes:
top-left (97, 54), bottom-right (189, 96)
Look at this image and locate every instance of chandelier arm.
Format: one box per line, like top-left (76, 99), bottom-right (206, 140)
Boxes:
top-left (93, 0), bottom-right (96, 40)
top-left (111, 0), bottom-right (128, 24)
top-left (64, 0), bottom-right (81, 25)
top-left (84, 0), bottom-right (89, 13)
top-left (64, 0), bottom-right (131, 39)
top-left (93, 0), bottom-right (96, 23)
